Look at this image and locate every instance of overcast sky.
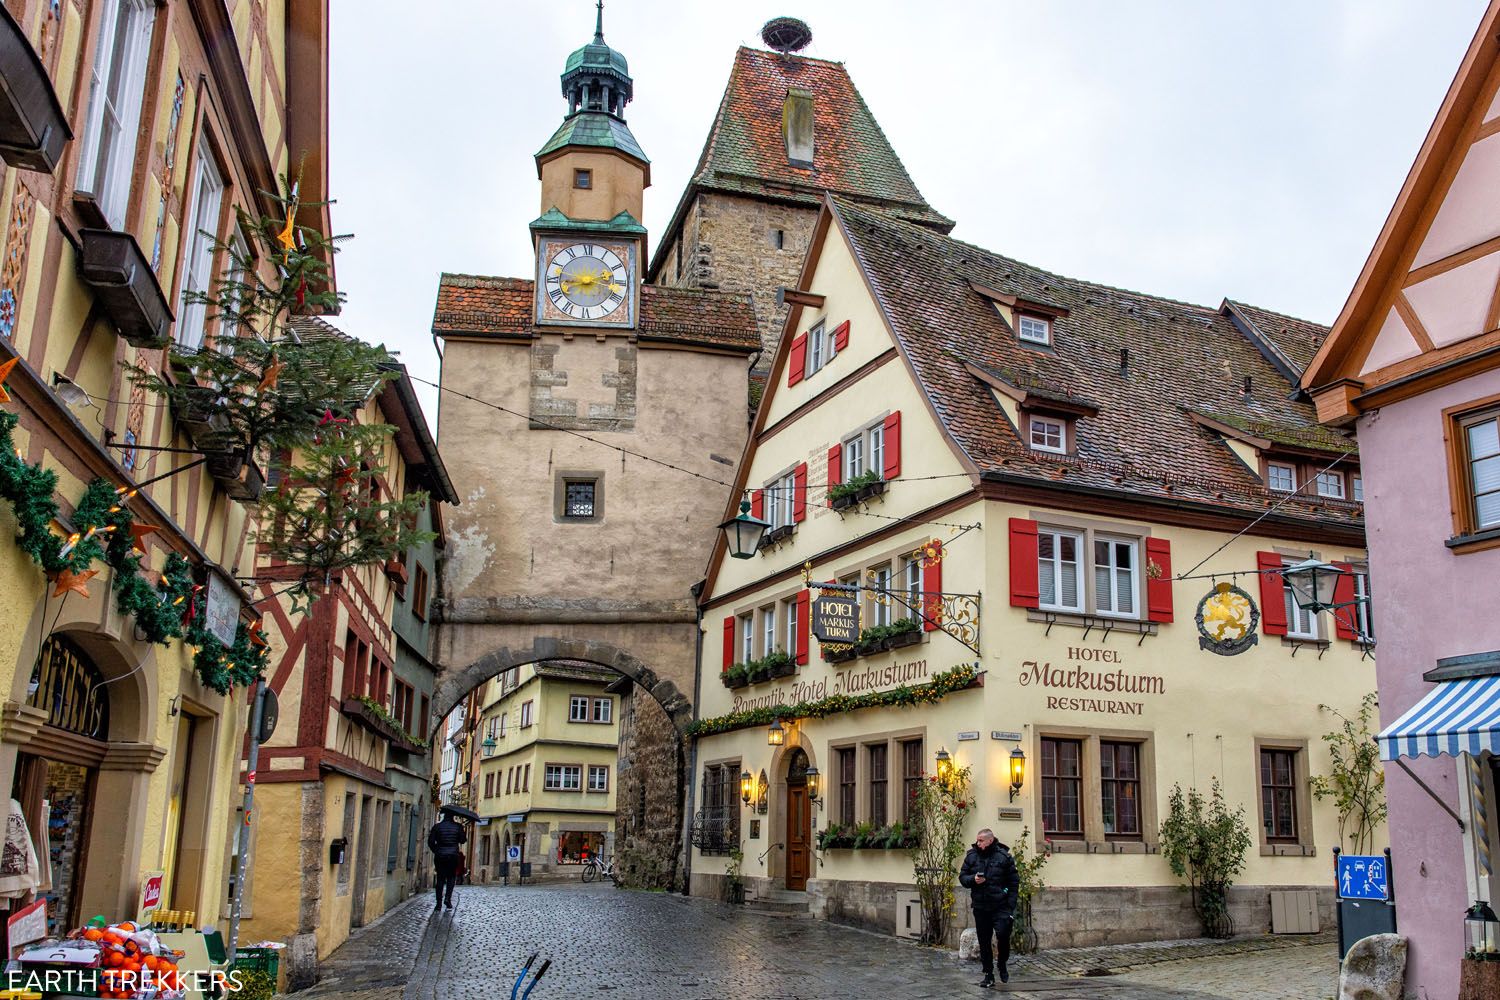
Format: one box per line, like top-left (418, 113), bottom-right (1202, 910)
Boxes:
top-left (327, 1), bottom-right (1489, 430)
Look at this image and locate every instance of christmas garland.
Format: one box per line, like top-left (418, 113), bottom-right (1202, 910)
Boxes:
top-left (0, 409), bottom-right (267, 694)
top-left (686, 663), bottom-right (981, 737)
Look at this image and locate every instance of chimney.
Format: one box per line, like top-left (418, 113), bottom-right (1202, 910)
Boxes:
top-left (784, 88), bottom-right (814, 167)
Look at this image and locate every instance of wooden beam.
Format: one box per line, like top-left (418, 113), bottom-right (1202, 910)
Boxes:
top-left (1394, 293), bottom-right (1437, 352)
top-left (777, 287), bottom-right (825, 309)
top-left (1405, 232), bottom-right (1500, 286)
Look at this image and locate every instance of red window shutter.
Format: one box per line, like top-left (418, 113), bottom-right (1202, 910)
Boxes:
top-left (722, 616), bottom-right (735, 670)
top-left (832, 320), bottom-right (850, 351)
top-left (1256, 551), bottom-right (1288, 636)
top-left (922, 540), bottom-right (943, 631)
top-left (883, 411), bottom-right (902, 479)
top-left (796, 590), bottom-right (810, 665)
top-left (827, 443), bottom-right (842, 488)
top-left (1145, 537), bottom-right (1173, 623)
top-left (1008, 518), bottom-right (1040, 609)
top-left (788, 332), bottom-right (808, 387)
top-left (792, 463), bottom-right (808, 522)
top-left (750, 489), bottom-right (764, 521)
top-left (1332, 562), bottom-right (1358, 640)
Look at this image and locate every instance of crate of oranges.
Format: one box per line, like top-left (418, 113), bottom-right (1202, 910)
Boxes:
top-left (15, 920), bottom-right (187, 1000)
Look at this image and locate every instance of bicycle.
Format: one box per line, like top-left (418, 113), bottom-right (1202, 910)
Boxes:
top-left (580, 854), bottom-right (615, 883)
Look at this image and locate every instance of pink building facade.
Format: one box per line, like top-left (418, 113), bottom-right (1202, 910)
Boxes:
top-left (1306, 5), bottom-right (1500, 996)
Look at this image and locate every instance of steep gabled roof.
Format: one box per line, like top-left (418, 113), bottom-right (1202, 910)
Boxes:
top-left (826, 198), bottom-right (1357, 522)
top-left (1222, 299), bottom-right (1327, 382)
top-left (431, 275), bottom-right (759, 353)
top-left (648, 46), bottom-right (952, 279)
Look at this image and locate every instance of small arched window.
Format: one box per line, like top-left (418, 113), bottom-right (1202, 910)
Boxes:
top-left (28, 635), bottom-right (110, 740)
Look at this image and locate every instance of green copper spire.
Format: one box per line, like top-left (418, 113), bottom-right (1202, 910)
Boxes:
top-left (561, 1), bottom-right (632, 118)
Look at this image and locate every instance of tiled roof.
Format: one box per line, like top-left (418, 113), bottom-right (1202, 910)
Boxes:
top-left (830, 199), bottom-right (1360, 523)
top-left (687, 47), bottom-right (952, 231)
top-left (432, 274), bottom-right (759, 352)
top-left (536, 111), bottom-right (649, 166)
top-left (1223, 299), bottom-right (1327, 379)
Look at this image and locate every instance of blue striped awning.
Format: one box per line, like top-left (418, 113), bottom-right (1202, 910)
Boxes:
top-left (1378, 675), bottom-right (1500, 761)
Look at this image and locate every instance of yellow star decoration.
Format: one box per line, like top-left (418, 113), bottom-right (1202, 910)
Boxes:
top-left (52, 568), bottom-right (98, 599)
top-left (0, 356), bottom-right (18, 404)
top-left (276, 210), bottom-right (296, 254)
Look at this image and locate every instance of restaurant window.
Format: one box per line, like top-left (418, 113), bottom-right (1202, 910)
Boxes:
top-left (1267, 462), bottom-right (1296, 493)
top-left (520, 700), bottom-right (534, 728)
top-left (783, 595), bottom-right (799, 655)
top-left (843, 432), bottom-right (864, 482)
top-left (1017, 314), bottom-right (1051, 345)
top-left (867, 743), bottom-right (888, 826)
top-left (545, 764), bottom-right (582, 791)
top-left (1099, 741), bottom-right (1141, 839)
top-left (697, 762), bottom-right (740, 855)
top-left (1040, 737), bottom-right (1083, 838)
top-left (836, 747), bottom-right (856, 825)
top-left (592, 697), bottom-right (612, 724)
top-left (1093, 537), bottom-right (1138, 618)
top-left (1260, 748), bottom-right (1298, 843)
top-left (556, 831), bottom-right (604, 864)
top-left (76, 0), bottom-right (157, 231)
top-left (869, 564), bottom-right (893, 627)
top-left (176, 152), bottom-right (225, 350)
top-left (900, 739), bottom-right (924, 823)
top-left (1038, 528), bottom-right (1083, 613)
top-left (762, 605), bottom-right (776, 657)
top-left (569, 695), bottom-right (589, 722)
top-left (1029, 415), bottom-right (1066, 454)
top-left (740, 613), bottom-right (754, 663)
top-left (588, 765), bottom-right (609, 792)
top-left (902, 555), bottom-right (923, 616)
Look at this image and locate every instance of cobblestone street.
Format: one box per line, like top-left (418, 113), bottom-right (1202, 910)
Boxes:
top-left (296, 884), bottom-right (1340, 1000)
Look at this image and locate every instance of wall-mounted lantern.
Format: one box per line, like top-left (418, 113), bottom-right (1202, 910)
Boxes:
top-left (934, 747), bottom-right (953, 789)
top-left (1008, 746), bottom-right (1027, 802)
top-left (804, 765), bottom-right (821, 803)
top-left (756, 769), bottom-right (770, 814)
top-left (741, 769), bottom-right (753, 806)
top-left (767, 717), bottom-right (786, 747)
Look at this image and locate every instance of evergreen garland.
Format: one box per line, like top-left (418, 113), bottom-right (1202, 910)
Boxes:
top-left (0, 410), bottom-right (267, 693)
top-left (686, 663), bottom-right (981, 737)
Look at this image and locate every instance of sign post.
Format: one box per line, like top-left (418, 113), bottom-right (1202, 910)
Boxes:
top-left (1334, 847), bottom-right (1397, 958)
top-left (227, 682), bottom-right (271, 962)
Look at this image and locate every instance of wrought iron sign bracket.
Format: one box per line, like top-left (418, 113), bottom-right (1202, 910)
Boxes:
top-left (810, 579), bottom-right (982, 656)
top-left (1039, 611), bottom-right (1155, 647)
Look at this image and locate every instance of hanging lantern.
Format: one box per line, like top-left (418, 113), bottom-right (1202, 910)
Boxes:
top-left (1465, 900), bottom-right (1499, 960)
top-left (1008, 746), bottom-right (1027, 803)
top-left (1282, 557), bottom-right (1345, 613)
top-left (718, 499), bottom-right (770, 560)
top-left (767, 717), bottom-right (786, 746)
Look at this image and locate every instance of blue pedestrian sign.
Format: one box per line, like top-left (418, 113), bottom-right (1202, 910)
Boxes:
top-left (507, 845), bottom-right (521, 863)
top-left (1337, 854), bottom-right (1389, 900)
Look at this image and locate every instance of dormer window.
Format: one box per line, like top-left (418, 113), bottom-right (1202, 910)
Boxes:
top-left (1267, 463), bottom-right (1296, 493)
top-left (1315, 471), bottom-right (1345, 499)
top-left (1018, 314), bottom-right (1051, 345)
top-left (783, 87), bottom-right (814, 167)
top-left (1028, 414), bottom-right (1067, 454)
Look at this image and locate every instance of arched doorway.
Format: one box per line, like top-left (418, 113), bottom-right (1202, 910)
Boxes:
top-left (784, 747), bottom-right (812, 892)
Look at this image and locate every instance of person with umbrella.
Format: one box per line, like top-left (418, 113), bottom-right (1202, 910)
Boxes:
top-left (429, 804), bottom-right (476, 908)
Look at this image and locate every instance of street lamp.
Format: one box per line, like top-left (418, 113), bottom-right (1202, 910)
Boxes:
top-left (934, 747), bottom-right (953, 788)
top-left (804, 766), bottom-right (821, 803)
top-left (481, 736), bottom-right (497, 756)
top-left (741, 769), bottom-right (753, 806)
top-left (1281, 557), bottom-right (1346, 613)
top-left (1465, 900), bottom-right (1499, 959)
top-left (1008, 746), bottom-right (1027, 802)
top-left (718, 498), bottom-right (771, 560)
top-left (767, 717), bottom-right (786, 746)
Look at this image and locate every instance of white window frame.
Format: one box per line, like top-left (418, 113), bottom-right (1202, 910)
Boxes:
top-left (176, 153), bottom-right (225, 350)
top-left (766, 472), bottom-right (796, 530)
top-left (1352, 474), bottom-right (1363, 503)
top-left (1018, 314), bottom-right (1051, 345)
top-left (868, 422), bottom-right (885, 479)
top-left (1268, 463), bottom-right (1296, 493)
top-left (740, 613), bottom-right (754, 663)
top-left (76, 0), bottom-right (156, 231)
top-left (762, 605), bottom-right (776, 656)
top-left (1315, 471), bottom-right (1345, 499)
top-left (592, 697), bottom-right (612, 724)
top-left (520, 700), bottom-right (534, 728)
top-left (843, 434), bottom-right (864, 481)
top-left (1029, 416), bottom-right (1066, 454)
top-left (784, 595), bottom-right (799, 654)
top-left (588, 765), bottom-right (609, 792)
top-left (1353, 571), bottom-right (1373, 641)
top-left (1092, 536), bottom-right (1140, 619)
top-left (1282, 563), bottom-right (1319, 640)
top-left (805, 321), bottom-right (827, 377)
top-left (569, 696), bottom-right (589, 723)
top-left (218, 225), bottom-right (251, 345)
top-left (1038, 528), bottom-right (1084, 613)
top-left (498, 712), bottom-right (506, 737)
top-left (902, 556), bottom-right (923, 619)
top-left (867, 564), bottom-right (893, 627)
top-left (545, 764), bottom-right (582, 791)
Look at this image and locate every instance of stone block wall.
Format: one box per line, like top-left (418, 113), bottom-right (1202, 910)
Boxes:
top-left (1027, 884), bottom-right (1338, 948)
top-left (658, 192), bottom-right (819, 373)
top-left (614, 681), bottom-right (684, 890)
top-left (807, 877), bottom-right (915, 936)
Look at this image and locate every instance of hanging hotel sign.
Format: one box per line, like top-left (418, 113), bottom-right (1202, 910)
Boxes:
top-left (204, 568), bottom-right (241, 647)
top-left (811, 594), bottom-right (860, 644)
top-left (1195, 583), bottom-right (1260, 656)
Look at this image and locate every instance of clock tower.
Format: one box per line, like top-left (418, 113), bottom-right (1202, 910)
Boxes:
top-left (532, 2), bottom-right (649, 329)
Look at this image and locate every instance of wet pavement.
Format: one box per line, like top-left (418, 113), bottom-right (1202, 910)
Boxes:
top-left (297, 883), bottom-right (1337, 1000)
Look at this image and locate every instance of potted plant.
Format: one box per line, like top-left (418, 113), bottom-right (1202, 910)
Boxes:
top-left (723, 663), bottom-right (750, 689)
top-left (748, 657), bottom-right (772, 685)
top-left (855, 626), bottom-right (887, 657)
top-left (850, 820), bottom-right (879, 849)
top-left (884, 617), bottom-right (922, 650)
top-left (764, 649), bottom-right (796, 679)
top-left (823, 644), bottom-right (857, 664)
top-left (854, 470), bottom-right (887, 502)
top-left (827, 480), bottom-right (860, 511)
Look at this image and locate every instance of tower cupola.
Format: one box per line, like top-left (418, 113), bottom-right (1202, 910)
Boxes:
top-left (561, 1), bottom-right (633, 118)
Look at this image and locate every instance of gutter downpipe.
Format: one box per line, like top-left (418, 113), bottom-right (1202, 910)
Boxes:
top-left (679, 580), bottom-right (706, 895)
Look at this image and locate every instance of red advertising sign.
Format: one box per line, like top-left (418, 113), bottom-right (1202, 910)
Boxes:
top-left (138, 870), bottom-right (164, 920)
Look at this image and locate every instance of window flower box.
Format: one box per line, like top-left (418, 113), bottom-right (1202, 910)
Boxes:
top-left (77, 229), bottom-right (173, 347)
top-left (0, 4), bottom-right (72, 173)
top-left (764, 652), bottom-right (796, 679)
top-left (885, 627), bottom-right (922, 651)
top-left (855, 634), bottom-right (884, 657)
top-left (722, 664), bottom-right (750, 689)
top-left (748, 663), bottom-right (772, 685)
top-left (856, 479), bottom-right (887, 502)
top-left (823, 645), bottom-right (857, 664)
top-left (816, 822), bottom-right (918, 851)
top-left (765, 524), bottom-right (793, 544)
top-left (829, 491), bottom-right (857, 511)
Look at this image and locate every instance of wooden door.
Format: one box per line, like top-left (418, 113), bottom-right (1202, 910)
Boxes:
top-left (786, 783), bottom-right (811, 890)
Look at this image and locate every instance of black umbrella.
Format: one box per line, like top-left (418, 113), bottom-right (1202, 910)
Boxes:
top-left (440, 804), bottom-right (481, 821)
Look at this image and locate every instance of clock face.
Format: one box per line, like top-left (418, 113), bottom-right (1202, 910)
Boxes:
top-left (541, 242), bottom-right (630, 322)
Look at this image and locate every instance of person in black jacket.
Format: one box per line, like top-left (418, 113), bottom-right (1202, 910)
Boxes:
top-left (958, 828), bottom-right (1021, 987)
top-left (428, 810), bottom-right (466, 908)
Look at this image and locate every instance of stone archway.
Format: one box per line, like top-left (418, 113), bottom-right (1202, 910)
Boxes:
top-left (429, 634), bottom-right (694, 734)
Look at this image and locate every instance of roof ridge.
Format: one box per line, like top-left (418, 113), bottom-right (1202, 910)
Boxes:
top-left (1224, 297), bottom-right (1327, 331)
top-left (735, 44), bottom-right (848, 69)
